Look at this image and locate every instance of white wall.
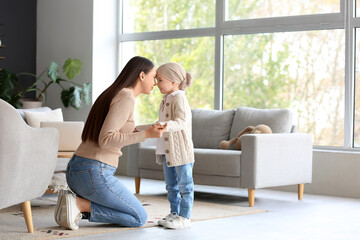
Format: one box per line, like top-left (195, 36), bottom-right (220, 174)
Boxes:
top-left (92, 0), bottom-right (119, 102)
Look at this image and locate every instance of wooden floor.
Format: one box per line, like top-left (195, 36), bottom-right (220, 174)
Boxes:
top-left (63, 176), bottom-right (360, 240)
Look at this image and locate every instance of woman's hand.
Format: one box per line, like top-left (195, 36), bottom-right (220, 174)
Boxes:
top-left (145, 123), bottom-right (167, 138)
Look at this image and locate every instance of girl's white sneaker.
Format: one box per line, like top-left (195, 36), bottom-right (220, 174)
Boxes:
top-left (158, 212), bottom-right (178, 226)
top-left (163, 215), bottom-right (191, 229)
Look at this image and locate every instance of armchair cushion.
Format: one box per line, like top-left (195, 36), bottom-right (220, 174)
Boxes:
top-left (16, 106), bottom-right (51, 120)
top-left (24, 108), bottom-right (63, 128)
top-left (192, 108), bottom-right (235, 149)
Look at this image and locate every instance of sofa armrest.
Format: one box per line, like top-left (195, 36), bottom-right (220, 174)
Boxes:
top-left (127, 138), bottom-right (157, 177)
top-left (240, 133), bottom-right (312, 189)
top-left (127, 143), bottom-right (140, 177)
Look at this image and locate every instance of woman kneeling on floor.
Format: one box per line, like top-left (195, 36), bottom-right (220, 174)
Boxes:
top-left (54, 56), bottom-right (167, 230)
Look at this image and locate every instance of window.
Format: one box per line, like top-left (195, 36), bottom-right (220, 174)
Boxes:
top-left (224, 30), bottom-right (345, 146)
top-left (119, 0), bottom-right (359, 149)
top-left (353, 3), bottom-right (360, 147)
top-left (122, 0), bottom-right (215, 33)
top-left (120, 37), bottom-right (215, 123)
top-left (226, 0), bottom-right (340, 20)
top-left (354, 29), bottom-right (360, 147)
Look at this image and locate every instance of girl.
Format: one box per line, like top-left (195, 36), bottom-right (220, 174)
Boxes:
top-left (155, 62), bottom-right (195, 229)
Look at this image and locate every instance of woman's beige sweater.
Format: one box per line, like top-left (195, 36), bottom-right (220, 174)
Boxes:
top-left (75, 88), bottom-right (146, 168)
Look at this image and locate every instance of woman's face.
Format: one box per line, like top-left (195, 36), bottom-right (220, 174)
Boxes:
top-left (156, 73), bottom-right (178, 95)
top-left (141, 67), bottom-right (157, 94)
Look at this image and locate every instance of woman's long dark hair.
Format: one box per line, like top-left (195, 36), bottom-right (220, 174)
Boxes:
top-left (82, 56), bottom-right (155, 143)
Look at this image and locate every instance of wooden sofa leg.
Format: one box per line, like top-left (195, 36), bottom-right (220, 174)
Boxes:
top-left (21, 201), bottom-right (34, 233)
top-left (248, 188), bottom-right (255, 207)
top-left (298, 183), bottom-right (304, 200)
top-left (135, 177), bottom-right (141, 194)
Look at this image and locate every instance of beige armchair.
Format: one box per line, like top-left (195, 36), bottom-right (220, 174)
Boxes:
top-left (0, 99), bottom-right (59, 233)
top-left (16, 105), bottom-right (84, 193)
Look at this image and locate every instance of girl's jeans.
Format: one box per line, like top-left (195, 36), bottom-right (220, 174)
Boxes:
top-left (66, 155), bottom-right (147, 227)
top-left (162, 155), bottom-right (194, 219)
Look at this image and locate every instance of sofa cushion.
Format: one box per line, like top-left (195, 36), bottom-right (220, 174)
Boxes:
top-left (193, 148), bottom-right (241, 177)
top-left (192, 109), bottom-right (235, 149)
top-left (137, 146), bottom-right (241, 178)
top-left (138, 146), bottom-right (162, 171)
top-left (230, 107), bottom-right (294, 140)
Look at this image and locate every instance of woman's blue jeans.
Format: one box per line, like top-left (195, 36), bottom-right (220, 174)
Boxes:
top-left (66, 155), bottom-right (147, 227)
top-left (162, 155), bottom-right (194, 219)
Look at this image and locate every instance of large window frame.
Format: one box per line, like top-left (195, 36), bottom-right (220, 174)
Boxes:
top-left (118, 0), bottom-right (360, 150)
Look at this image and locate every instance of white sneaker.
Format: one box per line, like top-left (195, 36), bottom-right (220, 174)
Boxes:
top-left (54, 190), bottom-right (82, 230)
top-left (54, 189), bottom-right (66, 227)
top-left (158, 212), bottom-right (178, 226)
top-left (163, 215), bottom-right (191, 229)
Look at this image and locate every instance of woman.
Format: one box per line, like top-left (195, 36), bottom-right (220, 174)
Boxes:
top-left (54, 56), bottom-right (167, 230)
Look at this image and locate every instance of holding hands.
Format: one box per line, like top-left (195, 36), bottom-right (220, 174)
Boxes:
top-left (145, 122), bottom-right (167, 138)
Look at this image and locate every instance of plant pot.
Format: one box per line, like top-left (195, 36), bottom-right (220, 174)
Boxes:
top-left (20, 99), bottom-right (43, 109)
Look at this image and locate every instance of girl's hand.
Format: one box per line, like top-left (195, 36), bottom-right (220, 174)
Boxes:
top-left (145, 123), bottom-right (167, 138)
top-left (154, 122), bottom-right (167, 130)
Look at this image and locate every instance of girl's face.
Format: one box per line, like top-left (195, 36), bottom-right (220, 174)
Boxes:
top-left (156, 73), bottom-right (179, 95)
top-left (141, 67), bottom-right (157, 94)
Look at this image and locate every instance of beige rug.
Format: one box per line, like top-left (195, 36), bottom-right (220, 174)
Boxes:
top-left (0, 193), bottom-right (267, 240)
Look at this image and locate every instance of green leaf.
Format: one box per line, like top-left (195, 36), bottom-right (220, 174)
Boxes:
top-left (61, 86), bottom-right (82, 110)
top-left (81, 83), bottom-right (91, 105)
top-left (0, 70), bottom-right (12, 96)
top-left (61, 89), bottom-right (71, 107)
top-left (8, 94), bottom-right (22, 108)
top-left (55, 77), bottom-right (62, 84)
top-left (0, 69), bottom-right (21, 107)
top-left (47, 61), bottom-right (59, 82)
top-left (70, 87), bottom-right (82, 109)
top-left (63, 58), bottom-right (82, 80)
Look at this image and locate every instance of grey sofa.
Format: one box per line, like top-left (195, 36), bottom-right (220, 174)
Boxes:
top-left (128, 106), bottom-right (313, 206)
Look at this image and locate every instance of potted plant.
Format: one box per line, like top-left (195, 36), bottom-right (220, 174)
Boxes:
top-left (0, 69), bottom-right (22, 108)
top-left (0, 58), bottom-right (91, 110)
